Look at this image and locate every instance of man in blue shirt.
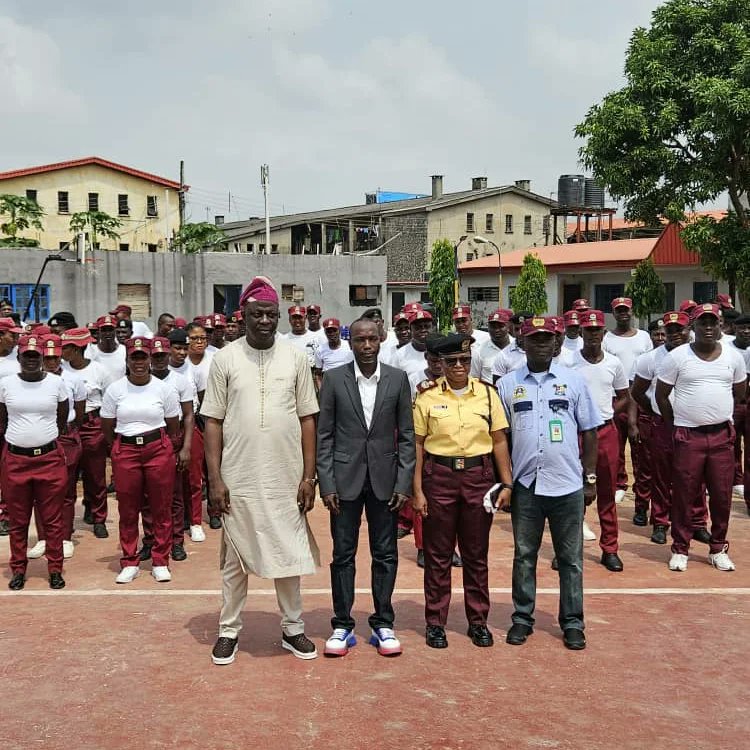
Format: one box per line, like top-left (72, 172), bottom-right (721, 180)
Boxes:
top-left (498, 316), bottom-right (601, 650)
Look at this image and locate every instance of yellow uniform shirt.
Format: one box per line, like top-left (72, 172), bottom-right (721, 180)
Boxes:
top-left (413, 377), bottom-right (507, 457)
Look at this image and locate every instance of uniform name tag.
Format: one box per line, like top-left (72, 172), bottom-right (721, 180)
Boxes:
top-left (513, 401), bottom-right (533, 413)
top-left (548, 399), bottom-right (569, 411)
top-left (549, 419), bottom-right (563, 442)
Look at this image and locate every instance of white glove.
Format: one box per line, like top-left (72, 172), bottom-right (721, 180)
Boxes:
top-left (482, 483), bottom-right (502, 514)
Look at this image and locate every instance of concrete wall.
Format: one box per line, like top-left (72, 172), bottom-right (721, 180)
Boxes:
top-left (0, 247), bottom-right (387, 332)
top-left (381, 213), bottom-right (428, 283)
top-left (0, 165), bottom-right (180, 251)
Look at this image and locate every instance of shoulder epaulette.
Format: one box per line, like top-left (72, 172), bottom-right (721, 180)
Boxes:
top-left (416, 379), bottom-right (438, 394)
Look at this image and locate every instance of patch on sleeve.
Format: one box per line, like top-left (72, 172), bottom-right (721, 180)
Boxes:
top-left (416, 379), bottom-right (438, 394)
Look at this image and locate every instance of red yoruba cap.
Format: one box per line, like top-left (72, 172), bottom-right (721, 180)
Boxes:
top-left (125, 337), bottom-right (151, 355)
top-left (61, 327), bottom-right (94, 347)
top-left (563, 310), bottom-right (580, 325)
top-left (0, 317), bottom-right (24, 334)
top-left (239, 276), bottom-right (278, 307)
top-left (488, 309), bottom-right (511, 323)
top-left (17, 334), bottom-right (44, 354)
top-left (690, 302), bottom-right (721, 321)
top-left (96, 314), bottom-right (117, 329)
top-left (572, 298), bottom-right (590, 311)
top-left (150, 336), bottom-right (170, 354)
top-left (288, 305), bottom-right (306, 317)
top-left (611, 296), bottom-right (633, 310)
top-left (579, 310), bottom-right (606, 328)
top-left (42, 334), bottom-right (62, 356)
top-left (322, 317), bottom-right (340, 330)
top-left (521, 316), bottom-right (557, 336)
top-left (452, 304), bottom-right (471, 320)
top-left (662, 311), bottom-right (689, 327)
top-left (409, 310), bottom-right (433, 323)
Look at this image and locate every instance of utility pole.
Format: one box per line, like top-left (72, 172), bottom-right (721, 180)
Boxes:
top-left (178, 159), bottom-right (186, 253)
top-left (261, 164), bottom-right (270, 255)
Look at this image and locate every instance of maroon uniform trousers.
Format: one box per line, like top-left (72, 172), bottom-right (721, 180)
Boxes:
top-left (650, 416), bottom-right (675, 528)
top-left (187, 425), bottom-right (204, 526)
top-left (413, 509), bottom-right (423, 550)
top-left (78, 414), bottom-right (108, 523)
top-left (671, 423), bottom-right (735, 555)
top-left (422, 457), bottom-right (494, 626)
top-left (2, 444), bottom-right (67, 575)
top-left (632, 411), bottom-right (653, 514)
top-left (733, 402), bottom-right (745, 485)
top-left (111, 432), bottom-right (175, 568)
top-left (594, 421), bottom-right (620, 553)
top-left (614, 409), bottom-right (631, 492)
top-left (745, 416), bottom-right (750, 512)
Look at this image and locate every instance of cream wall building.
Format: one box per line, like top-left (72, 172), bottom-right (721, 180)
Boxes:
top-left (0, 157), bottom-right (183, 252)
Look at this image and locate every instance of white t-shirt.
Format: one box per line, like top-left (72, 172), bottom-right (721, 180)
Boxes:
top-left (132, 321), bottom-right (153, 339)
top-left (553, 347), bottom-right (576, 368)
top-left (89, 345), bottom-right (127, 383)
top-left (656, 342), bottom-right (746, 427)
top-left (187, 351), bottom-right (213, 395)
top-left (463, 328), bottom-right (490, 347)
top-left (169, 360), bottom-right (200, 409)
top-left (160, 370), bottom-right (195, 406)
top-left (314, 340), bottom-right (353, 372)
top-left (0, 352), bottom-right (20, 381)
top-left (0, 373), bottom-right (68, 448)
top-left (62, 360), bottom-right (113, 412)
top-left (60, 368), bottom-right (88, 423)
top-left (569, 350), bottom-right (628, 421)
top-left (634, 345), bottom-right (671, 415)
top-left (562, 336), bottom-right (584, 352)
top-left (378, 337), bottom-right (399, 366)
top-left (283, 330), bottom-right (320, 367)
top-left (725, 339), bottom-right (750, 374)
top-left (394, 342), bottom-right (430, 380)
top-left (603, 329), bottom-right (652, 380)
top-left (478, 337), bottom-right (515, 383)
top-left (101, 376), bottom-right (180, 436)
top-left (491, 342), bottom-right (527, 380)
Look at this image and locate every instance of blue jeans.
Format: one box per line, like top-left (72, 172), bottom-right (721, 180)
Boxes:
top-left (510, 481), bottom-right (584, 631)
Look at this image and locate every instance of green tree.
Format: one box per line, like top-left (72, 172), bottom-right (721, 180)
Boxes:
top-left (509, 253), bottom-right (547, 314)
top-left (428, 238), bottom-right (456, 332)
top-left (575, 0), bottom-right (750, 302)
top-left (0, 193), bottom-right (45, 246)
top-left (172, 222), bottom-right (226, 253)
top-left (625, 258), bottom-right (666, 323)
top-left (69, 210), bottom-right (122, 250)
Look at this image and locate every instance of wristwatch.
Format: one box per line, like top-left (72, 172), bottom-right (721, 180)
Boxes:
top-left (499, 483), bottom-right (513, 491)
top-left (585, 473), bottom-right (597, 485)
top-left (302, 477), bottom-right (318, 487)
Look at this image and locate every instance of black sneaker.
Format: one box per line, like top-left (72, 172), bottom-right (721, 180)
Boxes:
top-left (633, 509), bottom-right (648, 526)
top-left (171, 543), bottom-right (187, 561)
top-left (693, 527), bottom-right (711, 544)
top-left (83, 507), bottom-right (94, 525)
top-left (650, 525), bottom-right (668, 545)
top-left (138, 543), bottom-right (152, 561)
top-left (107, 482), bottom-right (115, 494)
top-left (209, 516), bottom-right (222, 530)
top-left (8, 573), bottom-right (25, 590)
top-left (0, 519), bottom-right (8, 536)
top-left (211, 637), bottom-right (239, 665)
top-left (416, 549), bottom-right (425, 568)
top-left (563, 627), bottom-right (586, 650)
top-left (282, 632), bottom-right (318, 659)
top-left (49, 572), bottom-right (66, 590)
top-left (396, 527), bottom-right (410, 539)
top-left (93, 523), bottom-right (109, 539)
top-left (452, 552), bottom-right (463, 568)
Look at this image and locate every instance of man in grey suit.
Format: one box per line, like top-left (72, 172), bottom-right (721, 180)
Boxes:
top-left (317, 317), bottom-right (416, 657)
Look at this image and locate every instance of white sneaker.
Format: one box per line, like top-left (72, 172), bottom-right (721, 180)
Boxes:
top-left (190, 525), bottom-right (206, 543)
top-left (708, 545), bottom-right (736, 571)
top-left (63, 540), bottom-right (75, 559)
top-left (115, 566), bottom-right (140, 584)
top-left (152, 565), bottom-right (172, 582)
top-left (668, 553), bottom-right (688, 572)
top-left (324, 628), bottom-right (356, 656)
top-left (733, 485), bottom-right (744, 497)
top-left (582, 521), bottom-right (597, 541)
top-left (369, 627), bottom-right (402, 656)
top-left (615, 489), bottom-right (626, 504)
top-left (28, 540), bottom-right (46, 558)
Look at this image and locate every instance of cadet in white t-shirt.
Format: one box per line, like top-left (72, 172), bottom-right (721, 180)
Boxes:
top-left (314, 318), bottom-right (354, 389)
top-left (89, 314), bottom-right (127, 383)
top-left (283, 305), bottom-right (320, 367)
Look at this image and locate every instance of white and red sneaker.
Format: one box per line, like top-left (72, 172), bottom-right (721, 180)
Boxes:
top-left (324, 628), bottom-right (356, 656)
top-left (369, 627), bottom-right (402, 656)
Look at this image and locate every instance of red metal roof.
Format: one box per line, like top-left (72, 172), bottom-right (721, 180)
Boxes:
top-left (651, 222), bottom-right (700, 266)
top-left (0, 157), bottom-right (183, 190)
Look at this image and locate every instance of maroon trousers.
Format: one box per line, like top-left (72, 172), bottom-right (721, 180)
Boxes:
top-left (671, 424), bottom-right (735, 555)
top-left (187, 425), bottom-right (204, 526)
top-left (595, 421), bottom-right (620, 553)
top-left (615, 409), bottom-right (631, 492)
top-left (111, 432), bottom-right (176, 568)
top-left (650, 416), bottom-right (675, 528)
top-left (632, 412), bottom-right (652, 513)
top-left (78, 415), bottom-right (108, 524)
top-left (422, 457), bottom-right (494, 626)
top-left (733, 403), bottom-right (745, 485)
top-left (1, 444), bottom-right (67, 575)
top-left (745, 416), bottom-right (750, 511)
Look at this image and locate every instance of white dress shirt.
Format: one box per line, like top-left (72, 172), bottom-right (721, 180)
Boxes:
top-left (353, 360), bottom-right (380, 429)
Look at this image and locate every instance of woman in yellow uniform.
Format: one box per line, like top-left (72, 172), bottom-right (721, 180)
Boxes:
top-left (412, 333), bottom-right (513, 649)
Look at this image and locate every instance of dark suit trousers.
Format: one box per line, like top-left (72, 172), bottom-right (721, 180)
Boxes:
top-left (330, 480), bottom-right (399, 631)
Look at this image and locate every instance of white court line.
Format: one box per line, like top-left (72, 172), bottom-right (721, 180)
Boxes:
top-left (1, 587), bottom-right (749, 597)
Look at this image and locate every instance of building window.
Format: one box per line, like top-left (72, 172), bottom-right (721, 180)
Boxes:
top-left (116, 283), bottom-right (151, 318)
top-left (271, 243), bottom-right (279, 254)
top-left (485, 214), bottom-right (494, 233)
top-left (119, 243), bottom-right (130, 252)
top-left (58, 191), bottom-right (69, 214)
top-left (349, 284), bottom-right (381, 306)
top-left (524, 215), bottom-right (532, 234)
top-left (595, 284), bottom-right (625, 312)
top-left (420, 292), bottom-right (431, 303)
top-left (468, 287), bottom-right (500, 302)
top-left (147, 243), bottom-right (158, 253)
top-left (146, 196), bottom-right (158, 217)
top-left (118, 194), bottom-right (129, 216)
top-left (663, 282), bottom-right (675, 311)
top-left (88, 193), bottom-right (99, 212)
top-left (466, 213), bottom-right (475, 232)
top-left (0, 283), bottom-right (50, 320)
top-left (504, 214), bottom-right (513, 233)
top-left (693, 281), bottom-right (718, 304)
top-left (213, 284), bottom-right (243, 314)
top-left (281, 284), bottom-right (304, 301)
top-left (259, 243), bottom-right (266, 253)
top-left (25, 189), bottom-right (37, 203)
top-left (246, 243), bottom-right (254, 253)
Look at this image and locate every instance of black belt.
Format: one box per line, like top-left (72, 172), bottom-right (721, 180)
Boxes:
top-left (7, 441), bottom-right (57, 457)
top-left (429, 454), bottom-right (487, 471)
top-left (84, 408), bottom-right (101, 422)
top-left (598, 419), bottom-right (613, 429)
top-left (688, 422), bottom-right (729, 434)
top-left (119, 429), bottom-right (163, 446)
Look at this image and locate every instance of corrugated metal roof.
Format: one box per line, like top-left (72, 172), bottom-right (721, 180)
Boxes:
top-left (651, 222), bottom-right (701, 266)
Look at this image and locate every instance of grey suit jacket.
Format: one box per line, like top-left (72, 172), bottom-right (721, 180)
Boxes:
top-left (316, 361), bottom-right (416, 502)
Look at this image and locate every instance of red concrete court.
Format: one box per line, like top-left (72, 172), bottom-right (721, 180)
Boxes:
top-left (2, 487), bottom-right (749, 750)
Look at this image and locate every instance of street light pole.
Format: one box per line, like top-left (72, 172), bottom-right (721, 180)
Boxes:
top-left (453, 235), bottom-right (469, 305)
top-left (473, 235), bottom-right (502, 306)
top-left (23, 254), bottom-right (76, 322)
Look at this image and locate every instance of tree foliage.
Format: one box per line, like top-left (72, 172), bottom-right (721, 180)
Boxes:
top-left (0, 194), bottom-right (44, 246)
top-left (428, 238), bottom-right (456, 332)
top-left (625, 258), bottom-right (666, 321)
top-left (172, 222), bottom-right (226, 253)
top-left (69, 211), bottom-right (122, 249)
top-left (509, 253), bottom-right (547, 314)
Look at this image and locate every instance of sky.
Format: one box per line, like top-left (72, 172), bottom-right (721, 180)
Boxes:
top-left (0, 0), bottom-right (663, 222)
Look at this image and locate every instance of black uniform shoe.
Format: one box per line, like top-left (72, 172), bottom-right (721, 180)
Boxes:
top-left (49, 572), bottom-right (65, 590)
top-left (417, 549), bottom-right (425, 568)
top-left (171, 543), bottom-right (187, 561)
top-left (505, 623), bottom-right (533, 645)
top-left (211, 637), bottom-right (239, 665)
top-left (425, 625), bottom-right (448, 649)
top-left (600, 552), bottom-right (623, 572)
top-left (83, 507), bottom-right (94, 525)
top-left (563, 628), bottom-right (586, 650)
top-left (651, 525), bottom-right (668, 545)
top-left (138, 543), bottom-right (152, 561)
top-left (396, 527), bottom-right (410, 539)
top-left (0, 519), bottom-right (8, 535)
top-left (209, 516), bottom-right (222, 530)
top-left (451, 552), bottom-right (463, 567)
top-left (551, 556), bottom-right (559, 570)
top-left (106, 482), bottom-right (115, 494)
top-left (467, 624), bottom-right (494, 647)
top-left (693, 527), bottom-right (711, 544)
top-left (93, 523), bottom-right (109, 539)
top-left (8, 573), bottom-right (25, 590)
top-left (633, 509), bottom-right (648, 526)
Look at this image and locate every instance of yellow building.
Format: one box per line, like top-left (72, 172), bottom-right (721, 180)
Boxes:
top-left (0, 157), bottom-right (183, 252)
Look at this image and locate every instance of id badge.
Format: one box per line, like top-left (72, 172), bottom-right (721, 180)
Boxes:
top-left (549, 419), bottom-right (563, 442)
